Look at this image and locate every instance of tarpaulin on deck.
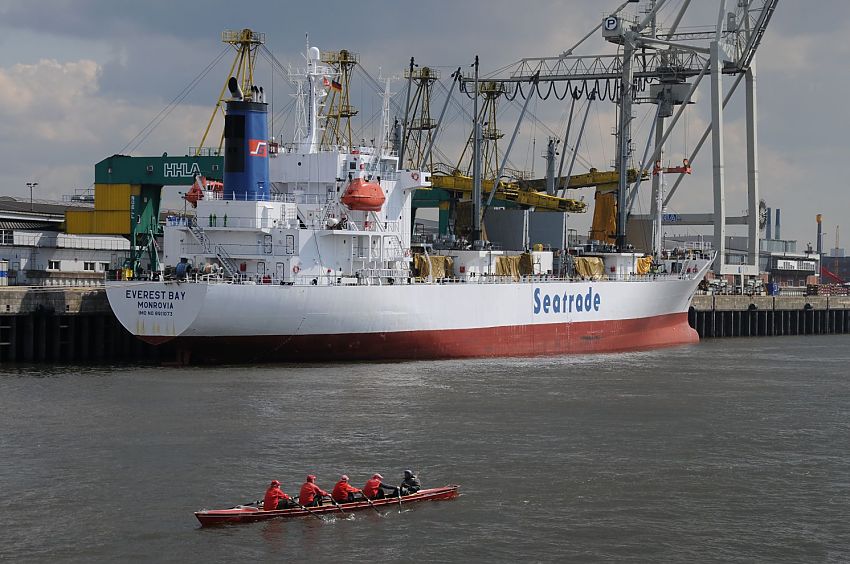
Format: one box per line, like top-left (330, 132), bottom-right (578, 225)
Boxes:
top-left (574, 257), bottom-right (604, 280)
top-left (414, 254), bottom-right (454, 279)
top-left (589, 191), bottom-right (617, 244)
top-left (495, 253), bottom-right (535, 281)
top-left (636, 256), bottom-right (653, 275)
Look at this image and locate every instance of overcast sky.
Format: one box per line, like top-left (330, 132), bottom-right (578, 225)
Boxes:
top-left (0, 0), bottom-right (846, 249)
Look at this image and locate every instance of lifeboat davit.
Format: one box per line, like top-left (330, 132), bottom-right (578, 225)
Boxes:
top-left (341, 178), bottom-right (385, 211)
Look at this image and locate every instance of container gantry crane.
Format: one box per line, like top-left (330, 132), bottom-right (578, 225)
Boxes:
top-left (457, 0), bottom-right (778, 274)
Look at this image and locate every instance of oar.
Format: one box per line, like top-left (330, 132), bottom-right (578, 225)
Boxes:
top-left (396, 486), bottom-right (402, 513)
top-left (293, 497), bottom-right (325, 522)
top-left (361, 494), bottom-right (382, 516)
top-left (329, 496), bottom-right (346, 515)
top-left (229, 499), bottom-right (261, 509)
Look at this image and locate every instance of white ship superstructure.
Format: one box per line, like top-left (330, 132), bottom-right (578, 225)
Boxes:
top-left (107, 45), bottom-right (711, 363)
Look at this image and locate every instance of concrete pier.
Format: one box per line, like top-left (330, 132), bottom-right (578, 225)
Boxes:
top-left (0, 287), bottom-right (158, 364)
top-left (690, 295), bottom-right (850, 338)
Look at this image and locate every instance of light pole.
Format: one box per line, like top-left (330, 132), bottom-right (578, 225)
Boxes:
top-left (26, 182), bottom-right (38, 210)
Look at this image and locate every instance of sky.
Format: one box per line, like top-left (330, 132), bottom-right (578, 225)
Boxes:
top-left (0, 0), bottom-right (847, 250)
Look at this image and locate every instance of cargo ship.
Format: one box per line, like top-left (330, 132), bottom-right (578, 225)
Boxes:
top-left (106, 46), bottom-right (711, 363)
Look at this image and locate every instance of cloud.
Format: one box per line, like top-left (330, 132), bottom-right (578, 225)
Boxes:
top-left (0, 0), bottom-right (847, 246)
top-left (0, 57), bottom-right (213, 200)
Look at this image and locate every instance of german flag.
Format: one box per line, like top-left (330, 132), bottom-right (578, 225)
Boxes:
top-left (330, 79), bottom-right (342, 92)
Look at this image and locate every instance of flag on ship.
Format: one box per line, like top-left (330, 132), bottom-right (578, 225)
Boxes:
top-left (330, 79), bottom-right (342, 91)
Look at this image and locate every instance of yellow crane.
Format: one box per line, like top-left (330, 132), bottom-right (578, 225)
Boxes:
top-left (319, 49), bottom-right (359, 148)
top-left (427, 173), bottom-right (586, 213)
top-left (518, 168), bottom-right (648, 243)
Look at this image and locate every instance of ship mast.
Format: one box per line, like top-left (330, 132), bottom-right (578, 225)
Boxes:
top-left (296, 45), bottom-right (332, 154)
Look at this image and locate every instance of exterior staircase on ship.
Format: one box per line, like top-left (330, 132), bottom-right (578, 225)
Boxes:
top-left (187, 220), bottom-right (240, 278)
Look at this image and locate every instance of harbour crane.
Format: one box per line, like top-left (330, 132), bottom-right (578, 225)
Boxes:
top-left (455, 0), bottom-right (778, 274)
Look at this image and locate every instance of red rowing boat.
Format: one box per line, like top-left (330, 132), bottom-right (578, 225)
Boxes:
top-left (194, 485), bottom-right (460, 526)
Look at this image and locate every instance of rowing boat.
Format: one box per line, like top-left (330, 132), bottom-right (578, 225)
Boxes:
top-left (194, 485), bottom-right (459, 526)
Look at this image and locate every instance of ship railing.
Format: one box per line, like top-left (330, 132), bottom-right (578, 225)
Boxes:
top-left (203, 192), bottom-right (295, 203)
top-left (354, 268), bottom-right (410, 285)
top-left (296, 193), bottom-right (334, 205)
top-left (404, 271), bottom-right (702, 285)
top-left (176, 269), bottom-right (700, 286)
top-left (351, 246), bottom-right (405, 261)
top-left (372, 170), bottom-right (399, 181)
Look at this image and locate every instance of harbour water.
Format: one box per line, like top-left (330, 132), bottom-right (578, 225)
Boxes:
top-left (2, 335), bottom-right (849, 562)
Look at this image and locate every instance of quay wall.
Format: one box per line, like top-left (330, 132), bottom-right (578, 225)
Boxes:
top-left (690, 295), bottom-right (850, 338)
top-left (0, 287), bottom-right (158, 363)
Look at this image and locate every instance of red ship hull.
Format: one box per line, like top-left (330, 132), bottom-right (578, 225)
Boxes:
top-left (145, 312), bottom-right (697, 364)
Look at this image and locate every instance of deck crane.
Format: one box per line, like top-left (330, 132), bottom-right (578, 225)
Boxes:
top-left (456, 0), bottom-right (778, 275)
top-left (318, 49), bottom-right (359, 148)
top-left (406, 67), bottom-right (588, 241)
top-left (401, 66), bottom-right (441, 171)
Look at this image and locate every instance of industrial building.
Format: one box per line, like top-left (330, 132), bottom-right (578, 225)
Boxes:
top-left (0, 197), bottom-right (130, 286)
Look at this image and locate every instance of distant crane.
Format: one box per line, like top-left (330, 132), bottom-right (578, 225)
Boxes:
top-left (834, 225), bottom-right (840, 280)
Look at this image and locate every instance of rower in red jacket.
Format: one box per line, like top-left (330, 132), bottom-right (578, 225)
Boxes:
top-left (263, 480), bottom-right (292, 511)
top-left (299, 475), bottom-right (330, 507)
top-left (362, 473), bottom-right (399, 500)
top-left (331, 475), bottom-right (362, 503)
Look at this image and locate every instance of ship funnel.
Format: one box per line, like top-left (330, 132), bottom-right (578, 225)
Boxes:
top-left (224, 93), bottom-right (269, 201)
top-left (228, 77), bottom-right (243, 100)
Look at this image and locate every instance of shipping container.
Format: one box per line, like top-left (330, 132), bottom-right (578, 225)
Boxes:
top-left (94, 183), bottom-right (136, 210)
top-left (93, 210), bottom-right (131, 234)
top-left (65, 209), bottom-right (95, 234)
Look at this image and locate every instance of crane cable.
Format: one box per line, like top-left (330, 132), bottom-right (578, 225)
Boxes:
top-left (120, 46), bottom-right (230, 155)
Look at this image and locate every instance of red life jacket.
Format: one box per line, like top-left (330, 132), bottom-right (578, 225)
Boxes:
top-left (362, 477), bottom-right (382, 499)
top-left (263, 486), bottom-right (289, 511)
top-left (332, 480), bottom-right (361, 502)
top-left (299, 481), bottom-right (327, 504)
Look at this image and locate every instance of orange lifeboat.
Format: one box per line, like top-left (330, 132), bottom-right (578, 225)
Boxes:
top-left (184, 175), bottom-right (224, 207)
top-left (341, 178), bottom-right (385, 212)
top-left (184, 183), bottom-right (204, 207)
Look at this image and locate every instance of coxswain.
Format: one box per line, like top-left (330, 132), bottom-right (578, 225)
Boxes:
top-left (400, 469), bottom-right (421, 495)
top-left (263, 480), bottom-right (292, 511)
top-left (331, 474), bottom-right (362, 503)
top-left (362, 473), bottom-right (399, 500)
top-left (299, 474), bottom-right (330, 507)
